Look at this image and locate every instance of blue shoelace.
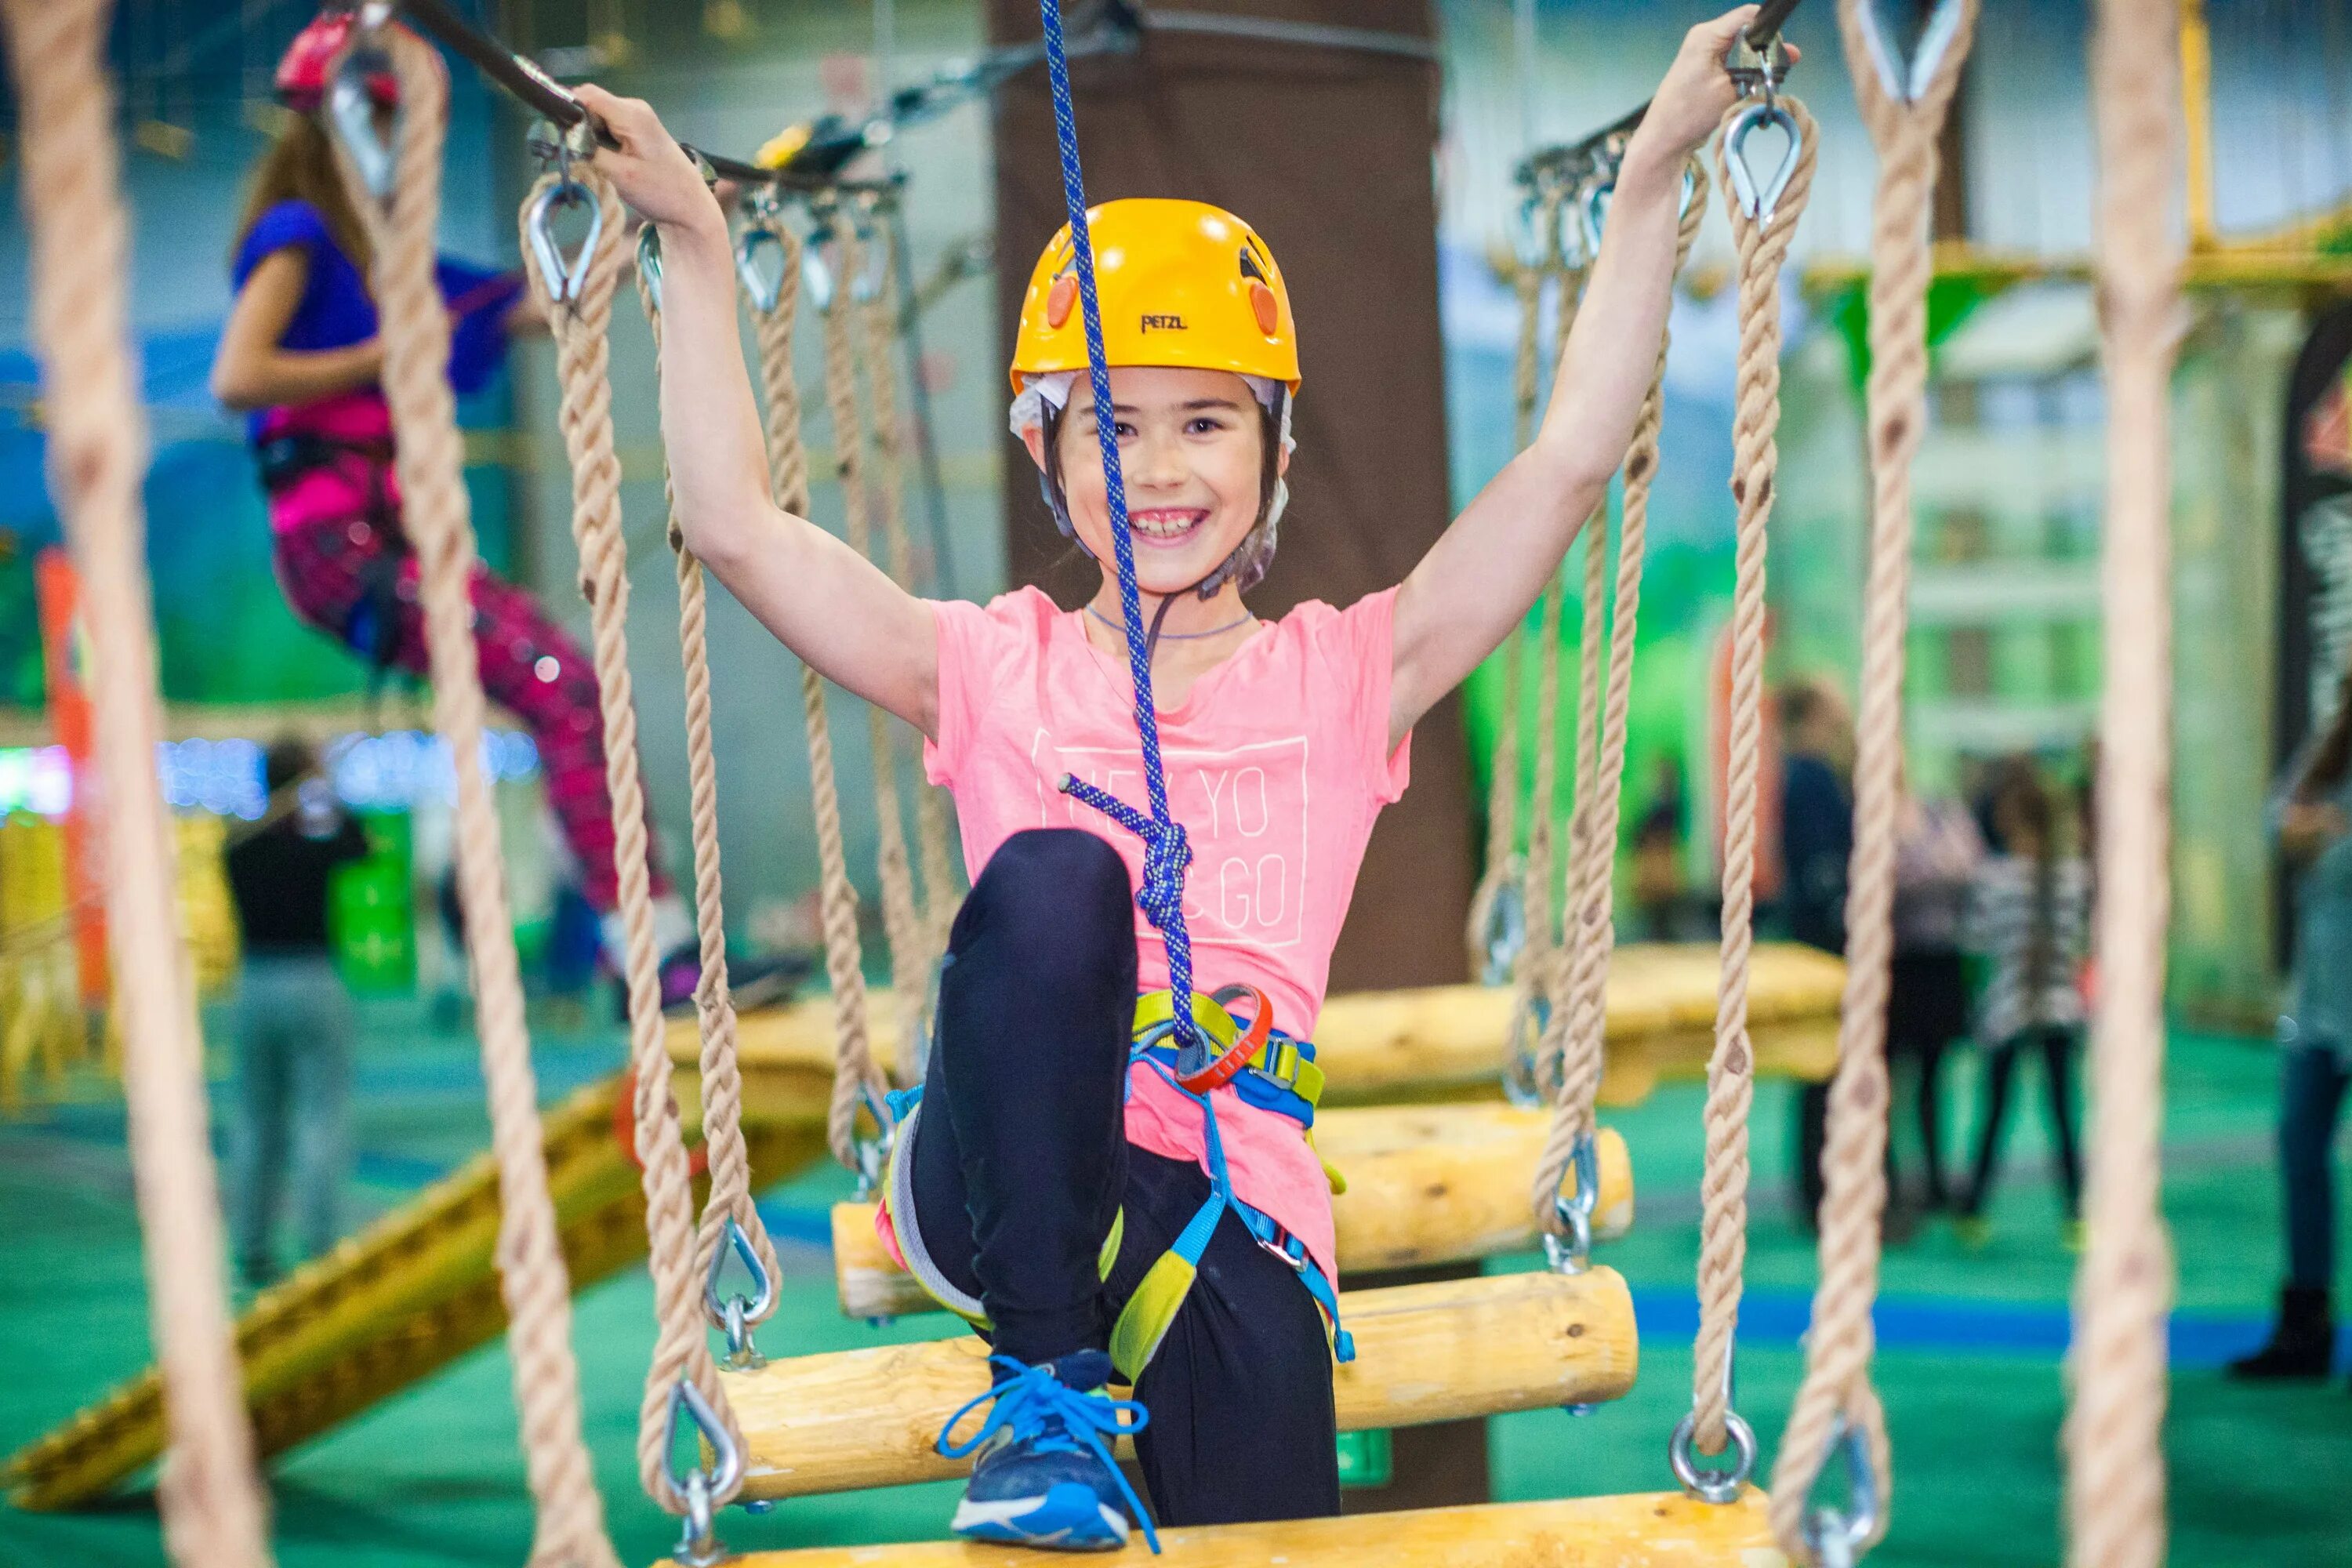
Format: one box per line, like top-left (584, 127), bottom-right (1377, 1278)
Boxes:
top-left (938, 1355), bottom-right (1161, 1552)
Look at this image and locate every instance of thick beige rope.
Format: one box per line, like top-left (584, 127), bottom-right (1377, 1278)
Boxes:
top-left (519, 165), bottom-right (739, 1515)
top-left (1466, 194), bottom-right (1563, 976)
top-left (1534, 161), bottom-right (1709, 1229)
top-left (818, 214), bottom-right (928, 1083)
top-left (1554, 499), bottom-right (1610, 1082)
top-left (5, 4), bottom-right (272, 1562)
top-left (857, 209), bottom-right (964, 960)
top-left (742, 209), bottom-right (888, 1167)
top-left (1766, 9), bottom-right (1976, 1558)
top-left (1690, 96), bottom-right (1817, 1465)
top-left (2066, 5), bottom-right (2181, 1564)
top-left (635, 265), bottom-right (782, 1340)
top-left (339, 33), bottom-right (617, 1565)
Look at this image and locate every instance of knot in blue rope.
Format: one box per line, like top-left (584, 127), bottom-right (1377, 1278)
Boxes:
top-left (936, 1354), bottom-right (1160, 1552)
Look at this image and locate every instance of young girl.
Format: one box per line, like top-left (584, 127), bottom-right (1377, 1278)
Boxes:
top-left (1957, 759), bottom-right (2091, 1247)
top-left (213, 14), bottom-right (706, 1002)
top-left (579, 8), bottom-right (1769, 1548)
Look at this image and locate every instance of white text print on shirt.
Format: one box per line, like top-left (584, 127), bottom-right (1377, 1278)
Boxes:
top-left (1034, 731), bottom-right (1312, 951)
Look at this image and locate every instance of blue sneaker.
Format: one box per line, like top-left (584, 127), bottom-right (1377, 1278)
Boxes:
top-left (938, 1351), bottom-right (1158, 1553)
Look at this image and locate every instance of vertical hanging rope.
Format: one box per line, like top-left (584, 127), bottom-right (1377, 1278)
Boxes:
top-left (741, 208), bottom-right (887, 1168)
top-left (4, 3), bottom-right (273, 1563)
top-left (1516, 573), bottom-right (1570, 1078)
top-left (2067, 3), bottom-right (2182, 1564)
top-left (856, 206), bottom-right (964, 958)
top-left (1463, 230), bottom-right (1555, 978)
top-left (818, 212), bottom-right (929, 1082)
top-left (1692, 93), bottom-right (1818, 1470)
top-left (1038, 0), bottom-right (1205, 1050)
top-left (1534, 160), bottom-right (1709, 1226)
top-left (1768, 5), bottom-right (1976, 1559)
top-left (518, 165), bottom-right (739, 1516)
top-left (635, 264), bottom-right (782, 1342)
top-left (336, 31), bottom-right (619, 1566)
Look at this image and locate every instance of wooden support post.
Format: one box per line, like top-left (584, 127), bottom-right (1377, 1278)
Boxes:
top-left (722, 1267), bottom-right (1636, 1501)
top-left (717, 1487), bottom-right (1784, 1566)
top-left (829, 1112), bottom-right (1633, 1320)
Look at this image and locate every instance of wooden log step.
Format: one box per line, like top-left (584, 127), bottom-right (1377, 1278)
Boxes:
top-left (715, 1487), bottom-right (1783, 1565)
top-left (724, 1266), bottom-right (1637, 1501)
top-left (687, 942), bottom-right (1846, 1127)
top-left (830, 1111), bottom-right (1634, 1319)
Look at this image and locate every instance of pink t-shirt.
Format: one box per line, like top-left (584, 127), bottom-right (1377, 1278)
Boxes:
top-left (924, 584), bottom-right (1412, 1286)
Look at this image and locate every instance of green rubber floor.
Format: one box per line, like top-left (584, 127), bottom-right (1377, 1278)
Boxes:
top-left (3, 1002), bottom-right (2348, 1566)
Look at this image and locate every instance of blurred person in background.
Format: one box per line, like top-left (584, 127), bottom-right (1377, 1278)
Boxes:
top-left (1889, 764), bottom-right (1984, 1214)
top-left (1955, 758), bottom-right (2089, 1249)
top-left (223, 738), bottom-right (369, 1289)
top-left (1778, 677), bottom-right (1853, 1230)
top-left (1631, 753), bottom-right (1694, 941)
top-left (2233, 667), bottom-right (2352, 1379)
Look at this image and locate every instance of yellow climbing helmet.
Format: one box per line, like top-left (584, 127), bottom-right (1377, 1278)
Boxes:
top-left (1009, 198), bottom-right (1301, 393)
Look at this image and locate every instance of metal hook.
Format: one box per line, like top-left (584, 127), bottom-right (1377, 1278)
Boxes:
top-left (525, 176), bottom-right (604, 307)
top-left (325, 34), bottom-right (400, 203)
top-left (1723, 100), bottom-right (1804, 227)
top-left (665, 1378), bottom-right (743, 1566)
top-left (735, 223), bottom-right (790, 313)
top-left (1541, 1134), bottom-right (1601, 1276)
top-left (1800, 1417), bottom-right (1882, 1568)
top-left (801, 200), bottom-right (841, 315)
top-left (1724, 25), bottom-right (1792, 103)
top-left (851, 1081), bottom-right (898, 1200)
top-left (637, 223), bottom-right (665, 315)
top-left (1668, 1344), bottom-right (1757, 1504)
top-left (703, 1215), bottom-right (776, 1370)
top-left (1853, 0), bottom-right (1969, 105)
top-left (1478, 870), bottom-right (1526, 986)
top-left (1502, 991), bottom-right (1548, 1109)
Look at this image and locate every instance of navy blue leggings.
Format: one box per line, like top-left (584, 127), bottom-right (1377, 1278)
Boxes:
top-left (2281, 1041), bottom-right (2350, 1292)
top-left (906, 828), bottom-right (1340, 1527)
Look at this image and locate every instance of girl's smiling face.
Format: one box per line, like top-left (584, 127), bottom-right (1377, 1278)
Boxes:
top-left (1024, 365), bottom-right (1283, 599)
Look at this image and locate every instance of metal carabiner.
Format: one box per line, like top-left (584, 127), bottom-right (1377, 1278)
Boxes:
top-left (1722, 100), bottom-right (1805, 227)
top-left (524, 171), bottom-right (604, 307)
top-left (801, 198), bottom-right (841, 315)
top-left (1541, 1133), bottom-right (1602, 1276)
top-left (1668, 1345), bottom-right (1759, 1504)
top-left (845, 194), bottom-right (891, 305)
top-left (325, 24), bottom-right (399, 203)
top-left (637, 223), bottom-right (666, 315)
top-left (1477, 868), bottom-right (1526, 986)
top-left (1800, 1417), bottom-right (1882, 1568)
top-left (703, 1214), bottom-right (776, 1370)
top-left (1852, 0), bottom-right (1970, 105)
top-left (851, 1080), bottom-right (898, 1200)
top-left (735, 218), bottom-right (790, 314)
top-left (665, 1377), bottom-right (744, 1566)
top-left (1502, 991), bottom-right (1548, 1110)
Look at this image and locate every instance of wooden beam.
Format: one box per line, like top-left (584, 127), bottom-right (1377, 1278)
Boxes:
top-left (691, 941), bottom-right (1849, 1127)
top-left (724, 1268), bottom-right (1636, 1501)
top-left (717, 1486), bottom-right (1782, 1566)
top-left (829, 1112), bottom-right (1634, 1319)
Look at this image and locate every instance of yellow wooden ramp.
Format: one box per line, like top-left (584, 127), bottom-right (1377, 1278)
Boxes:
top-left (720, 1488), bottom-right (1784, 1566)
top-left (3, 1073), bottom-right (824, 1512)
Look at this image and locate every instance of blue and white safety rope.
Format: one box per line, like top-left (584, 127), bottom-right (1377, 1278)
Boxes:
top-left (1037, 0), bottom-right (1203, 1053)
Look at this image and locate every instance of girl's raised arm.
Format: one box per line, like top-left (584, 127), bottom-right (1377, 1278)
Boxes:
top-left (1386, 7), bottom-right (1775, 752)
top-left (574, 85), bottom-right (940, 739)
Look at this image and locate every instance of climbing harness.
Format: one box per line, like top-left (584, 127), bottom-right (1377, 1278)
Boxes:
top-left (880, 984), bottom-right (1352, 1388)
top-left (1763, 5), bottom-right (1976, 1559)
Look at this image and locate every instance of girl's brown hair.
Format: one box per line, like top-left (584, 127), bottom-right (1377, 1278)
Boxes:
top-left (229, 113), bottom-right (372, 276)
